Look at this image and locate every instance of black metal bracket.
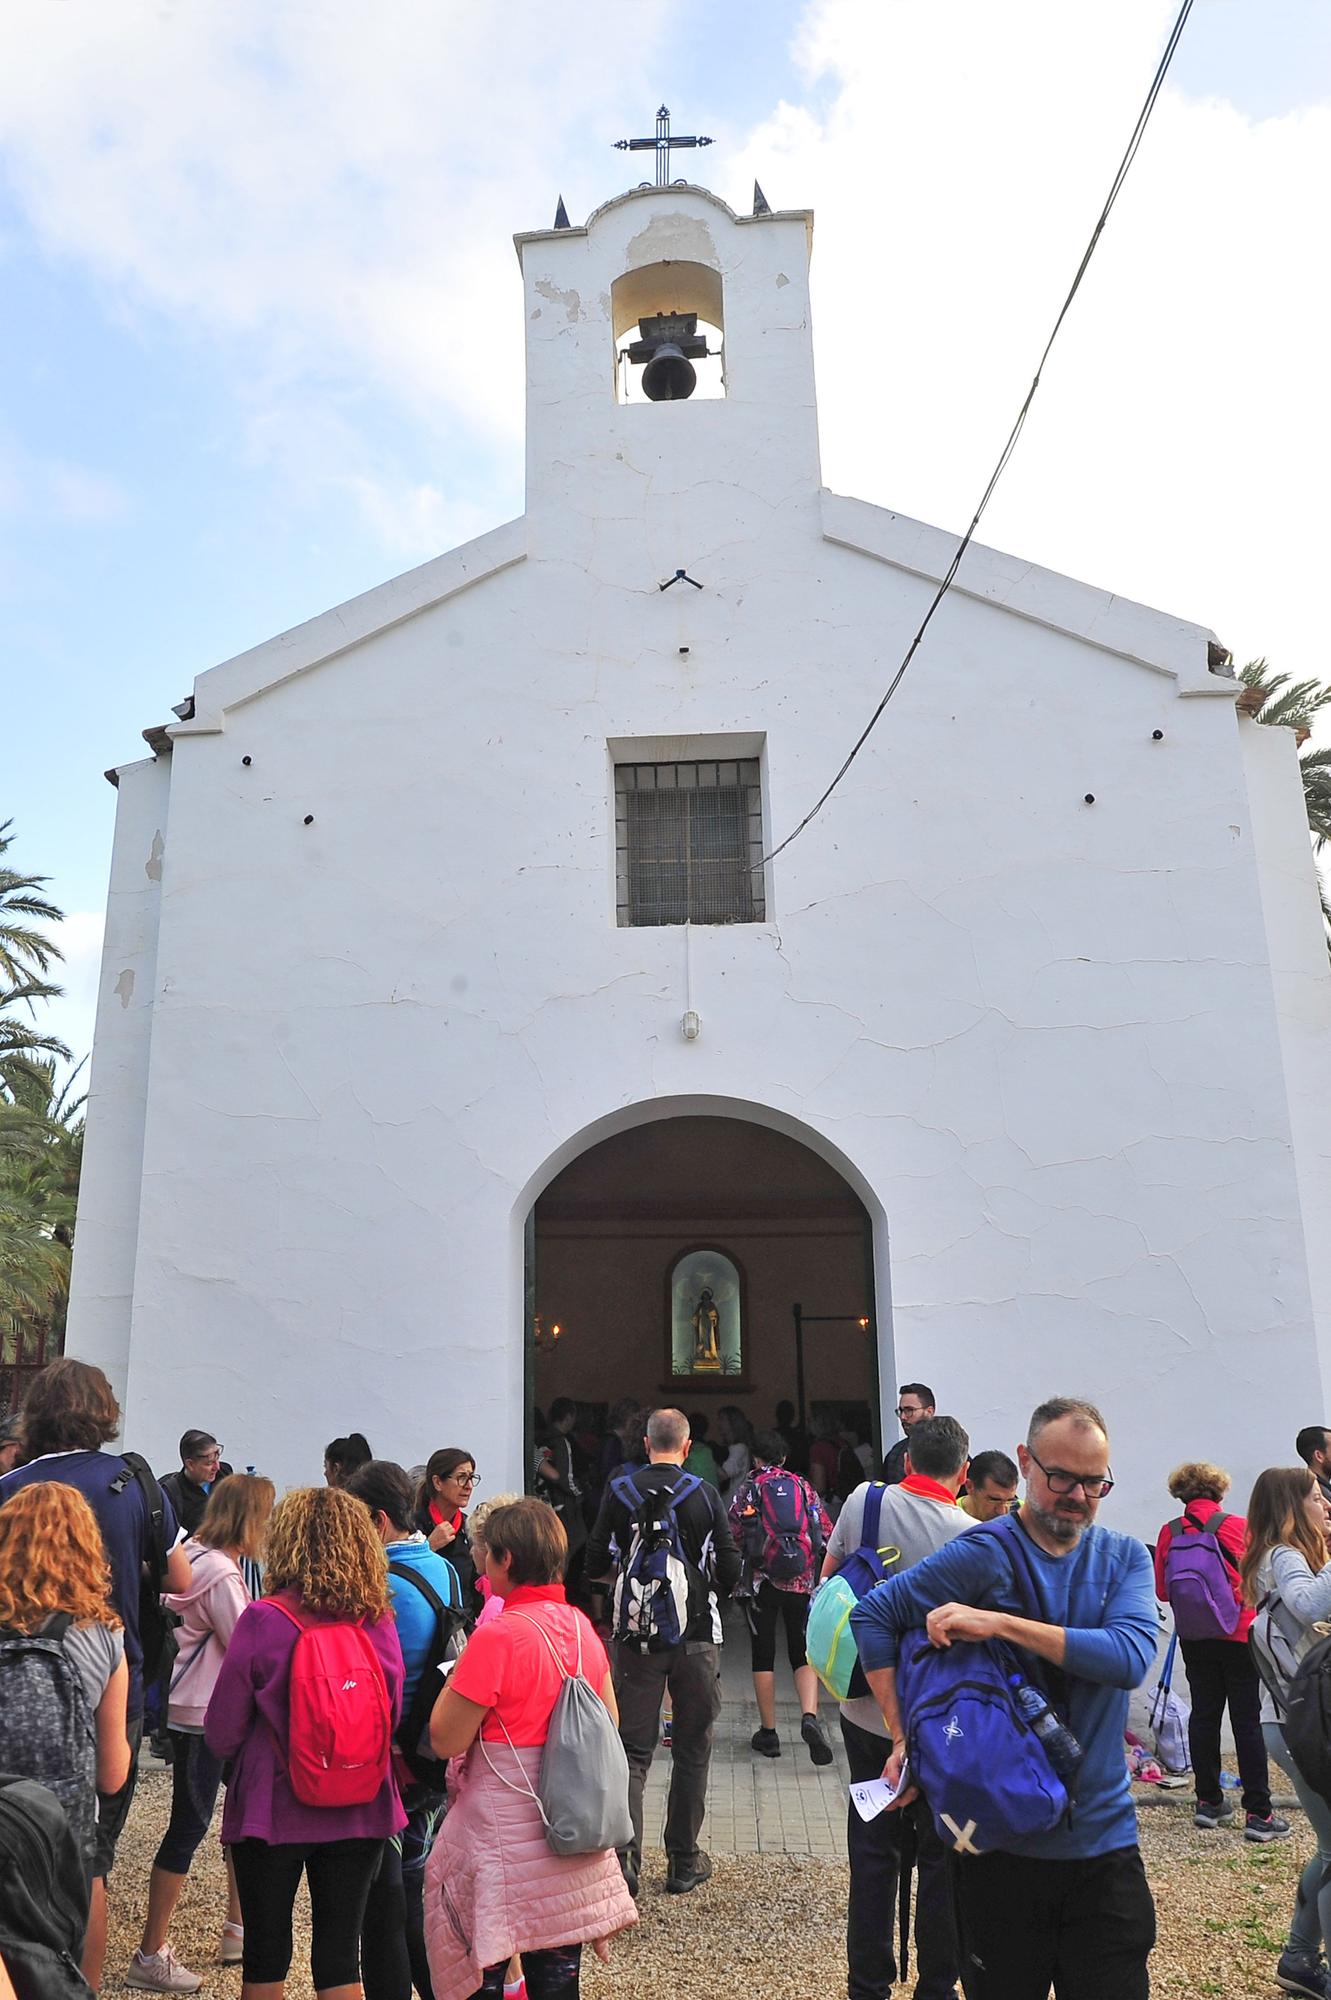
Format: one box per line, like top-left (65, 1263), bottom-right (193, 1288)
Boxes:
top-left (659, 568), bottom-right (704, 592)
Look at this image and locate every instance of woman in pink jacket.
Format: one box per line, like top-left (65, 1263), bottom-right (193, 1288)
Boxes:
top-left (425, 1498), bottom-right (637, 2000)
top-left (126, 1473), bottom-right (274, 1994)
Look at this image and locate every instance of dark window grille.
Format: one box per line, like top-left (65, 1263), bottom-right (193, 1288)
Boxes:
top-left (0, 1320), bottom-right (60, 1420)
top-left (615, 760), bottom-right (765, 926)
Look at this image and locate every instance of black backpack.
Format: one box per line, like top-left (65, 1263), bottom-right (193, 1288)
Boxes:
top-left (110, 1451), bottom-right (178, 1682)
top-left (0, 1773), bottom-right (95, 2000)
top-left (388, 1562), bottom-right (468, 1792)
top-left (0, 1617), bottom-right (97, 1860)
top-left (1280, 1629), bottom-right (1331, 1800)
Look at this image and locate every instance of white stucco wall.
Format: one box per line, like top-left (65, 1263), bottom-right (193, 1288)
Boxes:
top-left (70, 188), bottom-right (1331, 1540)
top-left (66, 756), bottom-right (170, 1390)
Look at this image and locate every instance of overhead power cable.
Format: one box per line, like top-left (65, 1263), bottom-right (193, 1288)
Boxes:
top-left (763, 0), bottom-right (1196, 868)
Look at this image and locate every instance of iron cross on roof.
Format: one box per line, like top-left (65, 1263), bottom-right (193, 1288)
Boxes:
top-left (614, 105), bottom-right (713, 188)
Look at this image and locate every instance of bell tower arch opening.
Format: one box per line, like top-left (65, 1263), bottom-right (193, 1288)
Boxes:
top-left (524, 1111), bottom-right (882, 1476)
top-left (612, 259), bottom-right (725, 404)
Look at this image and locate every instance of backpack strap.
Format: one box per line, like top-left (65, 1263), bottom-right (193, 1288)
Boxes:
top-left (983, 1514), bottom-right (1071, 1710)
top-left (112, 1451), bottom-right (171, 1588)
top-left (1179, 1508), bottom-right (1240, 1576)
top-left (387, 1562), bottom-right (458, 1617)
top-left (505, 1608), bottom-right (584, 1685)
top-left (41, 1611), bottom-right (74, 1644)
top-left (859, 1482), bottom-right (888, 1552)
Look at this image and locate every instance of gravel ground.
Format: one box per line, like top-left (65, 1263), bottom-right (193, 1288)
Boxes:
top-left (106, 1766), bottom-right (1305, 1998)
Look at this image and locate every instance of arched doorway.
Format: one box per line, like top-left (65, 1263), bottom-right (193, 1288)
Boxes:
top-left (525, 1112), bottom-right (881, 1470)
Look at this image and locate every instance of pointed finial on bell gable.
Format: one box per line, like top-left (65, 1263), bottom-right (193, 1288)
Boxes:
top-left (752, 181), bottom-right (771, 217)
top-left (553, 195), bottom-right (571, 230)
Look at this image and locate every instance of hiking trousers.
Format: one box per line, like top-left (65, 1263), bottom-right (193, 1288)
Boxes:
top-left (613, 1640), bottom-right (721, 1863)
top-left (952, 1844), bottom-right (1155, 1999)
top-left (840, 1715), bottom-right (960, 2000)
top-left (1180, 1635), bottom-right (1271, 1817)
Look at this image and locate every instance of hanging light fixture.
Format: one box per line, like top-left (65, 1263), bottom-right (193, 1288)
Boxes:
top-left (533, 1316), bottom-right (564, 1353)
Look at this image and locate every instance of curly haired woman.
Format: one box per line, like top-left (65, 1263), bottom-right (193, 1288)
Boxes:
top-left (205, 1486), bottom-right (406, 2000)
top-left (1154, 1460), bottom-right (1286, 1842)
top-left (0, 1480), bottom-right (132, 1871)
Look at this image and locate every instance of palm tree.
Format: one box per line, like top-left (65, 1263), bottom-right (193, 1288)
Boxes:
top-left (1237, 660), bottom-right (1331, 940)
top-left (0, 1058), bottom-right (85, 1358)
top-left (0, 823), bottom-right (74, 1390)
top-left (0, 819), bottom-right (65, 985)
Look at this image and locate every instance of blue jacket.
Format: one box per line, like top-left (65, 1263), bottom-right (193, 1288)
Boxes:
top-left (384, 1539), bottom-right (461, 1707)
top-left (851, 1518), bottom-right (1157, 1859)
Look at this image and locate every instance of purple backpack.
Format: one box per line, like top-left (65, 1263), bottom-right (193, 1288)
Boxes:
top-left (1163, 1510), bottom-right (1241, 1639)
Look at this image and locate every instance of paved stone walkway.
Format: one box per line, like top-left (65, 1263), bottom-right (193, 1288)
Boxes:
top-left (639, 1607), bottom-right (852, 1858)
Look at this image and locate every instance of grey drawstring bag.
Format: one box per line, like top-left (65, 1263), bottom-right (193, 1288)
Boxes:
top-left (481, 1610), bottom-right (633, 1857)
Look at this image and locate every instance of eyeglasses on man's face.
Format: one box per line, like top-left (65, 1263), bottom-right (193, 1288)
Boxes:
top-left (1027, 1446), bottom-right (1114, 1499)
top-left (896, 1405), bottom-right (927, 1420)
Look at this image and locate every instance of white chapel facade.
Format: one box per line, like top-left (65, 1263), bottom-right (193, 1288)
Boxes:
top-left (69, 177), bottom-right (1331, 1537)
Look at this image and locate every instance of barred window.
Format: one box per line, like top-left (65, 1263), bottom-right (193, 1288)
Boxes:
top-left (615, 760), bottom-right (765, 927)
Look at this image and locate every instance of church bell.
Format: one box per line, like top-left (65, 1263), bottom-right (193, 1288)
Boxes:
top-left (626, 312), bottom-right (711, 402)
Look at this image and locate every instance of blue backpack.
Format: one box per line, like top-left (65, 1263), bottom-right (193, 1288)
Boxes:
top-left (610, 1471), bottom-right (708, 1652)
top-left (895, 1516), bottom-right (1073, 1855)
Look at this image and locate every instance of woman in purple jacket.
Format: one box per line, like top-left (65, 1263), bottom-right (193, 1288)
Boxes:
top-left (205, 1487), bottom-right (406, 2000)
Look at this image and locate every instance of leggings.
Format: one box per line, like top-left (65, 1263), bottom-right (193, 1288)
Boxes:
top-left (743, 1581), bottom-right (809, 1674)
top-left (472, 1945), bottom-right (581, 1998)
top-left (230, 1836), bottom-right (384, 1989)
top-left (1264, 1720), bottom-right (1331, 1959)
top-left (361, 1838), bottom-right (409, 2000)
top-left (152, 1732), bottom-right (225, 1874)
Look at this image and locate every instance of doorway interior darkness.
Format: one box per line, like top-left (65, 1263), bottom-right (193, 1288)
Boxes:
top-left (527, 1114), bottom-right (880, 1462)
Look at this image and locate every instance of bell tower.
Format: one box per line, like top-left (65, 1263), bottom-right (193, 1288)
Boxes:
top-left (514, 175), bottom-right (820, 559)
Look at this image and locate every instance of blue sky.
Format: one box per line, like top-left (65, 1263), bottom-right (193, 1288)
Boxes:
top-left (2, 0), bottom-right (1328, 1065)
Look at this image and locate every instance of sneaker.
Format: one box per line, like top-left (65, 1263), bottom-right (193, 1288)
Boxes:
top-left (751, 1726), bottom-right (781, 1758)
top-left (1193, 1800), bottom-right (1236, 1829)
top-left (661, 1716), bottom-right (672, 1746)
top-left (1277, 1951), bottom-right (1331, 1998)
top-left (666, 1849), bottom-right (713, 1894)
top-left (801, 1712), bottom-right (835, 1767)
top-left (217, 1923), bottom-right (244, 1966)
top-left (1246, 1811), bottom-right (1294, 1843)
top-left (125, 1948), bottom-right (204, 1994)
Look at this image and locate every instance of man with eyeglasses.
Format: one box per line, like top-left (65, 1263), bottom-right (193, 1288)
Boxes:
top-left (160, 1429), bottom-right (233, 1536)
top-left (881, 1382), bottom-right (936, 1485)
top-left (852, 1396), bottom-right (1158, 2000)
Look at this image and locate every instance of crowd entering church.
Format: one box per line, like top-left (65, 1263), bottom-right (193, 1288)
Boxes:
top-left (6, 1357), bottom-right (1331, 2000)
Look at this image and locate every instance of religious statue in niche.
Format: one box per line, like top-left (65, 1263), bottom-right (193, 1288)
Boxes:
top-left (669, 1248), bottom-right (743, 1379)
top-left (691, 1289), bottom-right (720, 1369)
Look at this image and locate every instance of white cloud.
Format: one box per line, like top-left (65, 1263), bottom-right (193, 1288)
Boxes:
top-left (0, 2), bottom-right (655, 451)
top-left (723, 0), bottom-right (1331, 680)
top-left (0, 0), bottom-right (1325, 688)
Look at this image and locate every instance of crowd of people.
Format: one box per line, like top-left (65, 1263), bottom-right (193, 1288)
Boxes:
top-left (4, 1359), bottom-right (1331, 2000)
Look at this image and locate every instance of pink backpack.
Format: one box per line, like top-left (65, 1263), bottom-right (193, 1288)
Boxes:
top-left (266, 1597), bottom-right (391, 1808)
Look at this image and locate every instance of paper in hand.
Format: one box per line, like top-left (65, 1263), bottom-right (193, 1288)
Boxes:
top-left (849, 1766), bottom-right (908, 1822)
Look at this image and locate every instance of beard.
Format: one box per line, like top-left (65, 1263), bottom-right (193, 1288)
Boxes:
top-left (1026, 1493), bottom-right (1091, 1545)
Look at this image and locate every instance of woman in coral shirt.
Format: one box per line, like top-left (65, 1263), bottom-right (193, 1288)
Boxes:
top-left (424, 1499), bottom-right (636, 2000)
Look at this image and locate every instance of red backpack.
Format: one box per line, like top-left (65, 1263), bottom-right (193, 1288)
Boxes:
top-left (266, 1598), bottom-right (392, 1808)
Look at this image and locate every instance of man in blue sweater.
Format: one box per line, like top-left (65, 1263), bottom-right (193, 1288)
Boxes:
top-left (851, 1396), bottom-right (1157, 2000)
